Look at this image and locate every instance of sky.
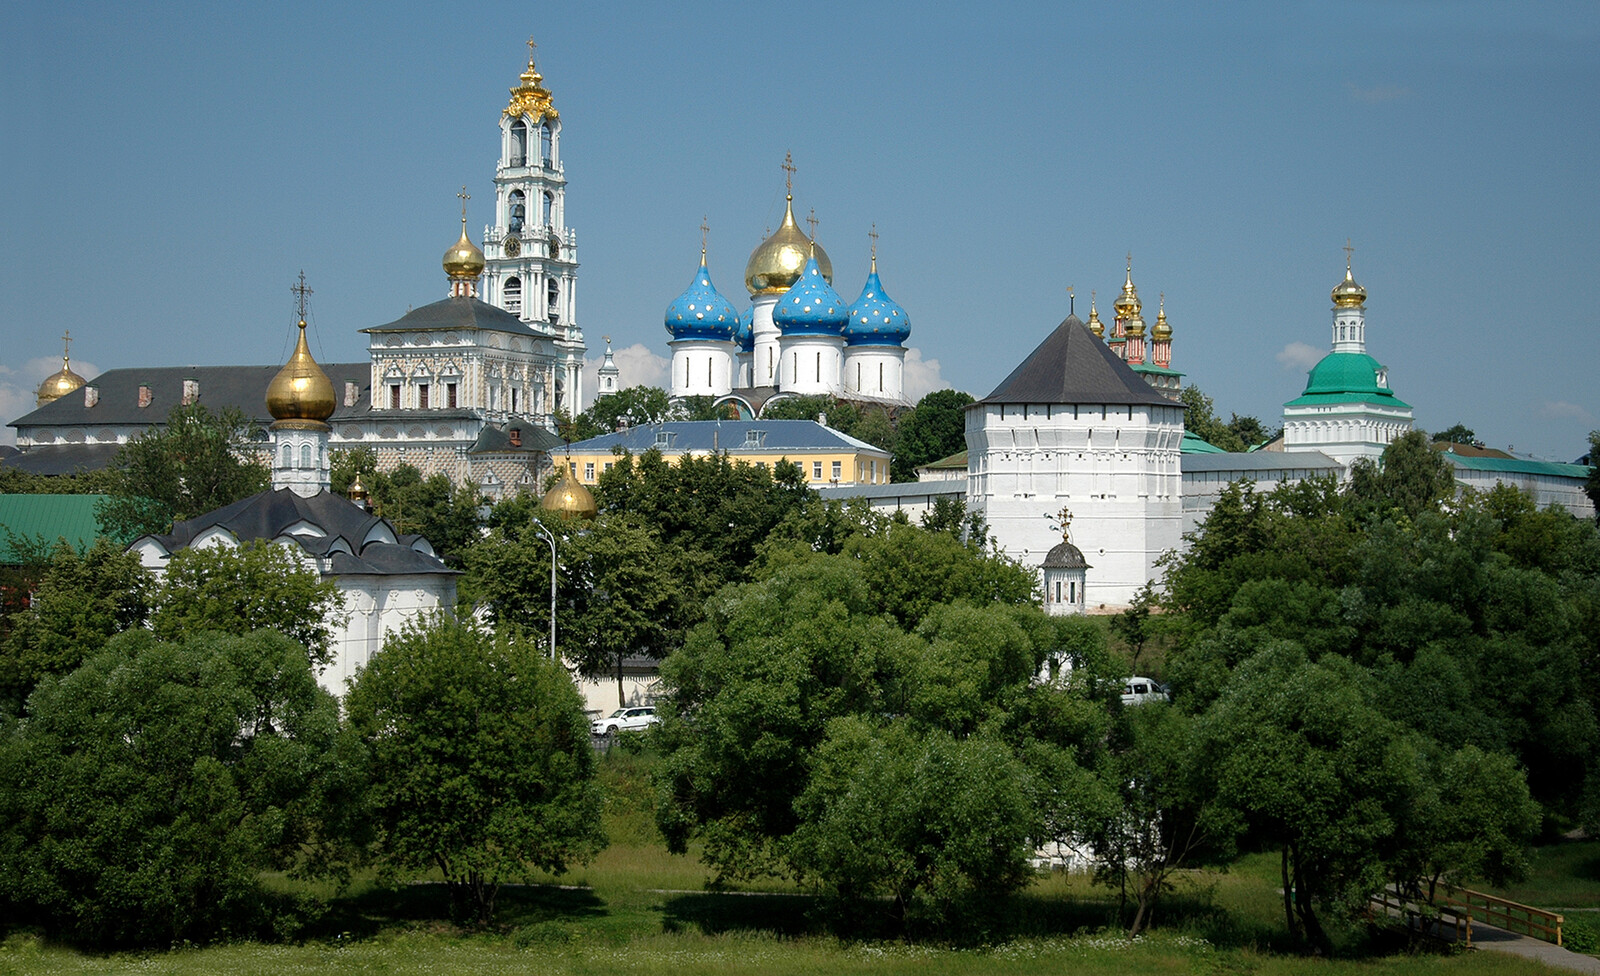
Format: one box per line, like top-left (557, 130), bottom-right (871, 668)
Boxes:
top-left (3, 1), bottom-right (1596, 460)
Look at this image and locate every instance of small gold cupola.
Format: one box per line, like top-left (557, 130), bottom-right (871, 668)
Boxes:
top-left (540, 460), bottom-right (598, 519)
top-left (267, 316), bottom-right (337, 429)
top-left (1152, 293), bottom-right (1172, 340)
top-left (1087, 292), bottom-right (1105, 337)
top-left (1113, 253), bottom-right (1142, 321)
top-left (444, 186), bottom-right (486, 295)
top-left (1332, 242), bottom-right (1367, 308)
top-left (36, 330), bottom-right (87, 407)
top-left (505, 38), bottom-right (558, 120)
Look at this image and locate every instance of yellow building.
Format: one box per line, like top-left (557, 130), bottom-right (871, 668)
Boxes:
top-left (559, 420), bottom-right (891, 487)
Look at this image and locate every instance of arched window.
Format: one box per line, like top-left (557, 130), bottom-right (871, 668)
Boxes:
top-left (508, 190), bottom-right (525, 232)
top-left (539, 122), bottom-right (552, 164)
top-left (547, 278), bottom-right (560, 323)
top-left (279, 443), bottom-right (290, 468)
top-left (510, 120), bottom-right (528, 166)
top-left (300, 443), bottom-right (312, 469)
top-left (542, 191), bottom-right (553, 227)
top-left (504, 276), bottom-right (522, 315)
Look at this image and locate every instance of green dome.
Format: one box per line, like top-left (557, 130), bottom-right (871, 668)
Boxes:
top-left (1302, 352), bottom-right (1392, 397)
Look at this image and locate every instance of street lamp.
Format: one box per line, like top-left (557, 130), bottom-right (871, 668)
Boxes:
top-left (532, 520), bottom-right (557, 660)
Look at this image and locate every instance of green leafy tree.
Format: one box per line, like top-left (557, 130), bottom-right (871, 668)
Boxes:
top-left (1394, 744), bottom-right (1538, 903)
top-left (1431, 423), bottom-right (1477, 445)
top-left (1178, 385), bottom-right (1245, 453)
top-left (759, 393), bottom-right (837, 423)
top-left (95, 402), bottom-right (268, 541)
top-left (891, 389), bottom-right (974, 482)
top-left (1227, 413), bottom-right (1272, 449)
top-left (344, 616), bottom-right (605, 924)
top-left (0, 629), bottom-right (347, 946)
top-left (1110, 581), bottom-right (1161, 671)
top-left (0, 538), bottom-right (153, 710)
top-left (1586, 430), bottom-right (1600, 522)
top-left (587, 385), bottom-right (675, 431)
top-left (329, 449), bottom-right (484, 564)
top-left (1346, 430), bottom-right (1458, 521)
top-left (151, 539), bottom-right (344, 669)
top-left (679, 395), bottom-right (737, 421)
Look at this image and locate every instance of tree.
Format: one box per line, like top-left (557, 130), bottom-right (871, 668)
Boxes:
top-left (1110, 581), bottom-right (1160, 671)
top-left (1178, 385), bottom-right (1244, 453)
top-left (1431, 423), bottom-right (1477, 446)
top-left (892, 389), bottom-right (974, 482)
top-left (0, 629), bottom-right (347, 946)
top-left (330, 448), bottom-right (485, 564)
top-left (1586, 430), bottom-right (1600, 522)
top-left (95, 402), bottom-right (268, 542)
top-left (0, 538), bottom-right (153, 710)
top-left (151, 539), bottom-right (345, 670)
top-left (344, 617), bottom-right (604, 924)
top-left (1345, 430), bottom-right (1457, 521)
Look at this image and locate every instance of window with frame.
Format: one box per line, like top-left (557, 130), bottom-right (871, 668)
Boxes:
top-left (446, 382), bottom-right (457, 408)
top-left (812, 461), bottom-right (823, 480)
top-left (831, 461), bottom-right (841, 481)
top-left (584, 462), bottom-right (595, 481)
top-left (418, 384), bottom-right (429, 409)
top-left (390, 385), bottom-right (401, 409)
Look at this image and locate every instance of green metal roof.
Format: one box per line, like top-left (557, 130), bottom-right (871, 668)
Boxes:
top-left (1442, 454), bottom-right (1592, 480)
top-left (1130, 363), bottom-right (1185, 378)
top-left (1181, 430), bottom-right (1226, 454)
top-left (0, 494), bottom-right (109, 561)
top-left (1284, 351), bottom-right (1411, 409)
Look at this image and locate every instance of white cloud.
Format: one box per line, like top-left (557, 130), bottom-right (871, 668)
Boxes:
top-left (900, 347), bottom-right (951, 402)
top-left (579, 343), bottom-right (669, 409)
top-left (0, 356), bottom-right (102, 446)
top-left (1276, 342), bottom-right (1322, 371)
top-left (1541, 400), bottom-right (1595, 423)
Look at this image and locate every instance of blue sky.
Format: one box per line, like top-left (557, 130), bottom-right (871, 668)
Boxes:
top-left (3, 1), bottom-right (1596, 459)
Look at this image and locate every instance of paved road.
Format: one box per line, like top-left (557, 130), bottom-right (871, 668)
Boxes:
top-left (1437, 918), bottom-right (1600, 974)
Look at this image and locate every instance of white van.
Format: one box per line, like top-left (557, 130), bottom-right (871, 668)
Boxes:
top-left (1120, 676), bottom-right (1169, 706)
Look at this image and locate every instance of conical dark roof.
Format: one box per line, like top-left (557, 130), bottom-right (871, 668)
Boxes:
top-left (981, 318), bottom-right (1171, 406)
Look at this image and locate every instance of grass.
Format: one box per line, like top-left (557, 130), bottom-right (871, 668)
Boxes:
top-left (1479, 838), bottom-right (1600, 910)
top-left (0, 747), bottom-right (1583, 975)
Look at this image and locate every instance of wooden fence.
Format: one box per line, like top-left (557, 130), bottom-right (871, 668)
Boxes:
top-left (1371, 881), bottom-right (1565, 948)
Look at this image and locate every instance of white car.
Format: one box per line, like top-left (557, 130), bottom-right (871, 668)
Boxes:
top-left (1120, 677), bottom-right (1169, 707)
top-left (591, 706), bottom-right (660, 736)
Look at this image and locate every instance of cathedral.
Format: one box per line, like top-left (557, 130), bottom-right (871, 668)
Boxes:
top-left (664, 158), bottom-right (913, 415)
top-left (7, 46), bottom-right (584, 498)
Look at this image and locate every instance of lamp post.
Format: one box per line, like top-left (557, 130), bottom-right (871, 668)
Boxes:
top-left (533, 521), bottom-right (557, 660)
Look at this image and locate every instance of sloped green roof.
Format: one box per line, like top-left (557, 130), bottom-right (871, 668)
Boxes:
top-left (1442, 454), bottom-right (1592, 480)
top-left (0, 494), bottom-right (109, 562)
top-left (1284, 351), bottom-right (1411, 408)
top-left (1180, 430), bottom-right (1226, 454)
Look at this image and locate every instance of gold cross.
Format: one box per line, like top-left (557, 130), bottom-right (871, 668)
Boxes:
top-left (1126, 252), bottom-right (1133, 272)
top-left (700, 215), bottom-right (709, 256)
top-left (1344, 238), bottom-right (1354, 271)
top-left (782, 151), bottom-right (795, 194)
top-left (527, 36), bottom-right (537, 61)
top-left (61, 330), bottom-right (71, 363)
top-left (1057, 506), bottom-right (1073, 543)
top-left (291, 271), bottom-right (313, 319)
top-left (868, 223), bottom-right (879, 260)
top-left (458, 185), bottom-right (470, 225)
top-left (805, 208), bottom-right (818, 240)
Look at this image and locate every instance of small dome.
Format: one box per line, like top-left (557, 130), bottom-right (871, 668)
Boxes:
top-left (36, 360), bottom-right (86, 407)
top-left (1042, 542), bottom-right (1088, 569)
top-left (1114, 257), bottom-right (1142, 319)
top-left (267, 320), bottom-right (337, 427)
top-left (1086, 297), bottom-right (1105, 337)
top-left (540, 465), bottom-right (598, 518)
top-left (745, 195), bottom-right (832, 295)
top-left (736, 304), bottom-right (755, 352)
top-left (1301, 351), bottom-right (1395, 398)
top-left (443, 223), bottom-right (486, 280)
top-left (773, 255), bottom-right (848, 337)
top-left (1152, 295), bottom-right (1172, 340)
top-left (844, 262), bottom-right (911, 347)
top-left (1331, 260), bottom-right (1366, 308)
top-left (665, 250), bottom-right (739, 342)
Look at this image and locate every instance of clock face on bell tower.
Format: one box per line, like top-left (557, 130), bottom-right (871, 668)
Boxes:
top-left (503, 235), bottom-right (521, 258)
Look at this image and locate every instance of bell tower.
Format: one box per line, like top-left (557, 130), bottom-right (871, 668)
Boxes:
top-left (482, 38), bottom-right (585, 414)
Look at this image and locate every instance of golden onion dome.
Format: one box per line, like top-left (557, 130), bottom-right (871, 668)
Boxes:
top-left (1152, 294), bottom-right (1172, 340)
top-left (1113, 256), bottom-right (1141, 318)
top-left (36, 357), bottom-right (87, 407)
top-left (443, 221), bottom-right (486, 281)
top-left (1086, 294), bottom-right (1105, 337)
top-left (267, 320), bottom-right (337, 427)
top-left (1126, 313), bottom-right (1146, 338)
top-left (540, 463), bottom-right (598, 518)
top-left (1332, 257), bottom-right (1367, 308)
top-left (744, 195), bottom-right (832, 295)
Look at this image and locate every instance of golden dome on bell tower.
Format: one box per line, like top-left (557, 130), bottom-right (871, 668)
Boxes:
top-left (1113, 253), bottom-right (1142, 320)
top-left (36, 331), bottom-right (87, 407)
top-left (267, 319), bottom-right (337, 429)
top-left (1152, 293), bottom-right (1172, 340)
top-left (1331, 241), bottom-right (1367, 308)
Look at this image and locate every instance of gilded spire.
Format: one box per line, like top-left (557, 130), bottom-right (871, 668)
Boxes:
top-left (1087, 291), bottom-right (1104, 337)
top-left (1331, 239), bottom-right (1367, 308)
top-left (868, 223), bottom-right (878, 273)
top-left (505, 37), bottom-right (558, 119)
top-left (1114, 252), bottom-right (1142, 319)
top-left (1152, 292), bottom-right (1172, 340)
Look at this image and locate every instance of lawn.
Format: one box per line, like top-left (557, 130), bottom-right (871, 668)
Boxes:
top-left (0, 747), bottom-right (1581, 975)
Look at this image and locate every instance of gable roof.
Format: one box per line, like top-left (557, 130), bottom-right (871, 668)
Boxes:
top-left (0, 494), bottom-right (110, 561)
top-left (362, 295), bottom-right (545, 337)
top-left (979, 318), bottom-right (1172, 407)
top-left (8, 363), bottom-right (371, 430)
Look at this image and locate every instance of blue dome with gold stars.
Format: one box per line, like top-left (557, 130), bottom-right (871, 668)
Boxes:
top-left (736, 304), bottom-right (754, 352)
top-left (773, 256), bottom-right (848, 337)
top-left (844, 265), bottom-right (910, 347)
top-left (665, 253), bottom-right (739, 341)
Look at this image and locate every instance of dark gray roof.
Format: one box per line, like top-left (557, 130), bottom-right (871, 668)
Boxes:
top-left (980, 318), bottom-right (1172, 407)
top-left (362, 296), bottom-right (545, 337)
top-left (1042, 541), bottom-right (1089, 569)
top-left (0, 443), bottom-right (123, 475)
top-left (816, 480), bottom-right (967, 501)
top-left (1180, 451), bottom-right (1343, 474)
top-left (567, 420), bottom-right (886, 455)
top-left (8, 363), bottom-right (371, 430)
top-left (467, 423), bottom-right (564, 455)
top-left (144, 487), bottom-right (456, 578)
